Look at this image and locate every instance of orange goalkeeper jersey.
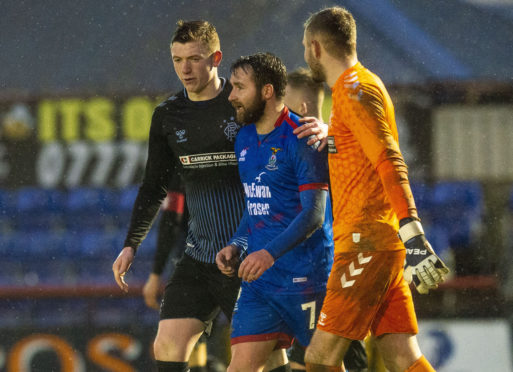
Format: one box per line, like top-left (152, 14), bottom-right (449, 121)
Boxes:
top-left (328, 62), bottom-right (417, 253)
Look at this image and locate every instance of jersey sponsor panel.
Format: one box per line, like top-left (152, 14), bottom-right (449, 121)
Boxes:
top-left (179, 151), bottom-right (237, 168)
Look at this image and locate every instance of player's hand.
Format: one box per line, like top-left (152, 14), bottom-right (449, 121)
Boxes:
top-left (399, 220), bottom-right (450, 294)
top-left (142, 273), bottom-right (161, 310)
top-left (112, 247), bottom-right (135, 293)
top-left (216, 245), bottom-right (240, 277)
top-left (238, 249), bottom-right (274, 282)
top-left (293, 117), bottom-right (329, 151)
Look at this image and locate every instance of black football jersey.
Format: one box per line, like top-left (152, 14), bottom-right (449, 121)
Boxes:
top-left (124, 80), bottom-right (245, 263)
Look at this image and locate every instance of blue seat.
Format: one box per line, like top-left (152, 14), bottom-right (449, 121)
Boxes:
top-left (64, 187), bottom-right (120, 230)
top-left (425, 223), bottom-right (451, 257)
top-left (119, 185), bottom-right (139, 212)
top-left (15, 187), bottom-right (66, 231)
top-left (431, 181), bottom-right (483, 214)
top-left (430, 181), bottom-right (483, 250)
top-left (76, 257), bottom-right (115, 284)
top-left (22, 258), bottom-right (78, 286)
top-left (410, 181), bottom-right (433, 215)
top-left (115, 185), bottom-right (139, 227)
top-left (16, 230), bottom-right (66, 259)
top-left (78, 230), bottom-right (119, 258)
top-left (0, 188), bottom-right (17, 229)
top-left (0, 231), bottom-right (50, 259)
top-left (0, 258), bottom-right (24, 286)
top-left (135, 227), bottom-right (158, 258)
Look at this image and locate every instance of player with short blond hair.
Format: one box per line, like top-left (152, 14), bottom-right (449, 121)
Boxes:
top-left (295, 6), bottom-right (449, 372)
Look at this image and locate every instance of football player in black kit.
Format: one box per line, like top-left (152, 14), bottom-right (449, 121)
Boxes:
top-left (112, 20), bottom-right (246, 372)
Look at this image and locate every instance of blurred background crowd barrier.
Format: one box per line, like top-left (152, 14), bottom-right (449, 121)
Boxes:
top-left (1, 0), bottom-right (513, 370)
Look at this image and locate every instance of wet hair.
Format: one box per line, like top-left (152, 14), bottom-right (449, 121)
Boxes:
top-left (287, 67), bottom-right (324, 117)
top-left (287, 67), bottom-right (323, 96)
top-left (304, 6), bottom-right (356, 58)
top-left (230, 52), bottom-right (287, 99)
top-left (171, 20), bottom-right (220, 53)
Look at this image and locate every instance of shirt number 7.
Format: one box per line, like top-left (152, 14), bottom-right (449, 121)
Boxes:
top-left (301, 301), bottom-right (316, 329)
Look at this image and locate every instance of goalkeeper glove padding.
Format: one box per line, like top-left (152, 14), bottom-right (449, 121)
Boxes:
top-left (399, 219), bottom-right (450, 294)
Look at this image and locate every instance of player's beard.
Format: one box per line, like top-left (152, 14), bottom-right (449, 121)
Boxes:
top-left (234, 95), bottom-right (266, 125)
top-left (305, 48), bottom-right (326, 83)
top-left (308, 59), bottom-right (326, 83)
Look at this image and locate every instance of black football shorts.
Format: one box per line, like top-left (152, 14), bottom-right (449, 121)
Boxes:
top-left (160, 253), bottom-right (241, 333)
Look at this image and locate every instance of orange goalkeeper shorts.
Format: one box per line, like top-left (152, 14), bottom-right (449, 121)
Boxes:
top-left (317, 249), bottom-right (418, 340)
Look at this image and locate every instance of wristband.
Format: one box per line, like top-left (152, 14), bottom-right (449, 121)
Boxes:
top-left (398, 220), bottom-right (424, 243)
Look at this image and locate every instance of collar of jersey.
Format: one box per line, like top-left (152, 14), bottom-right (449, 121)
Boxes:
top-left (253, 106), bottom-right (295, 145)
top-left (273, 106), bottom-right (289, 128)
top-left (182, 77), bottom-right (227, 106)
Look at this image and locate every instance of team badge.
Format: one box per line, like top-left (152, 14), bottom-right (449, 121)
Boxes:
top-left (265, 147), bottom-right (281, 171)
top-left (223, 117), bottom-right (240, 142)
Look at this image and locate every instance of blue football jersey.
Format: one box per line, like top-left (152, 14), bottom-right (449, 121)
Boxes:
top-left (234, 107), bottom-right (334, 293)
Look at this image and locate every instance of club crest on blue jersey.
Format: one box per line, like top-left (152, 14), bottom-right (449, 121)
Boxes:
top-left (265, 147), bottom-right (282, 171)
top-left (223, 117), bottom-right (240, 142)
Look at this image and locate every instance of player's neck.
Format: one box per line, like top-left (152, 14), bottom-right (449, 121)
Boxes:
top-left (255, 103), bottom-right (285, 135)
top-left (187, 76), bottom-right (223, 101)
top-left (326, 55), bottom-right (358, 88)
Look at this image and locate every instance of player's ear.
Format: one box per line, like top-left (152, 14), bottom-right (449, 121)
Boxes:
top-left (262, 83), bottom-right (274, 100)
top-left (299, 102), bottom-right (308, 116)
top-left (212, 50), bottom-right (223, 67)
top-left (312, 39), bottom-right (322, 59)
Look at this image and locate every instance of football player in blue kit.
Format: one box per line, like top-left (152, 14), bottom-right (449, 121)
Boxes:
top-left (216, 53), bottom-right (333, 372)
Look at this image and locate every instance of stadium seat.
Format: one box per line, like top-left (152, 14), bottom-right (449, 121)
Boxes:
top-left (0, 258), bottom-right (24, 286)
top-left (410, 181), bottom-right (433, 215)
top-left (23, 258), bottom-right (78, 286)
top-left (116, 185), bottom-right (139, 227)
top-left (13, 230), bottom-right (66, 259)
top-left (430, 181), bottom-right (483, 250)
top-left (0, 188), bottom-right (17, 231)
top-left (15, 187), bottom-right (66, 231)
top-left (64, 187), bottom-right (120, 230)
top-left (78, 229), bottom-right (119, 258)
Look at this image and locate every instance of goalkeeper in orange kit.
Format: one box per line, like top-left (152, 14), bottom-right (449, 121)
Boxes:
top-left (294, 6), bottom-right (449, 372)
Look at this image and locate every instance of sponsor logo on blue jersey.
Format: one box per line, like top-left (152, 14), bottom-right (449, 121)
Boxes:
top-left (239, 147), bottom-right (248, 162)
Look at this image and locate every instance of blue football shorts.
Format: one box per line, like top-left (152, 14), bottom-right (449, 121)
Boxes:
top-left (231, 283), bottom-right (326, 348)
